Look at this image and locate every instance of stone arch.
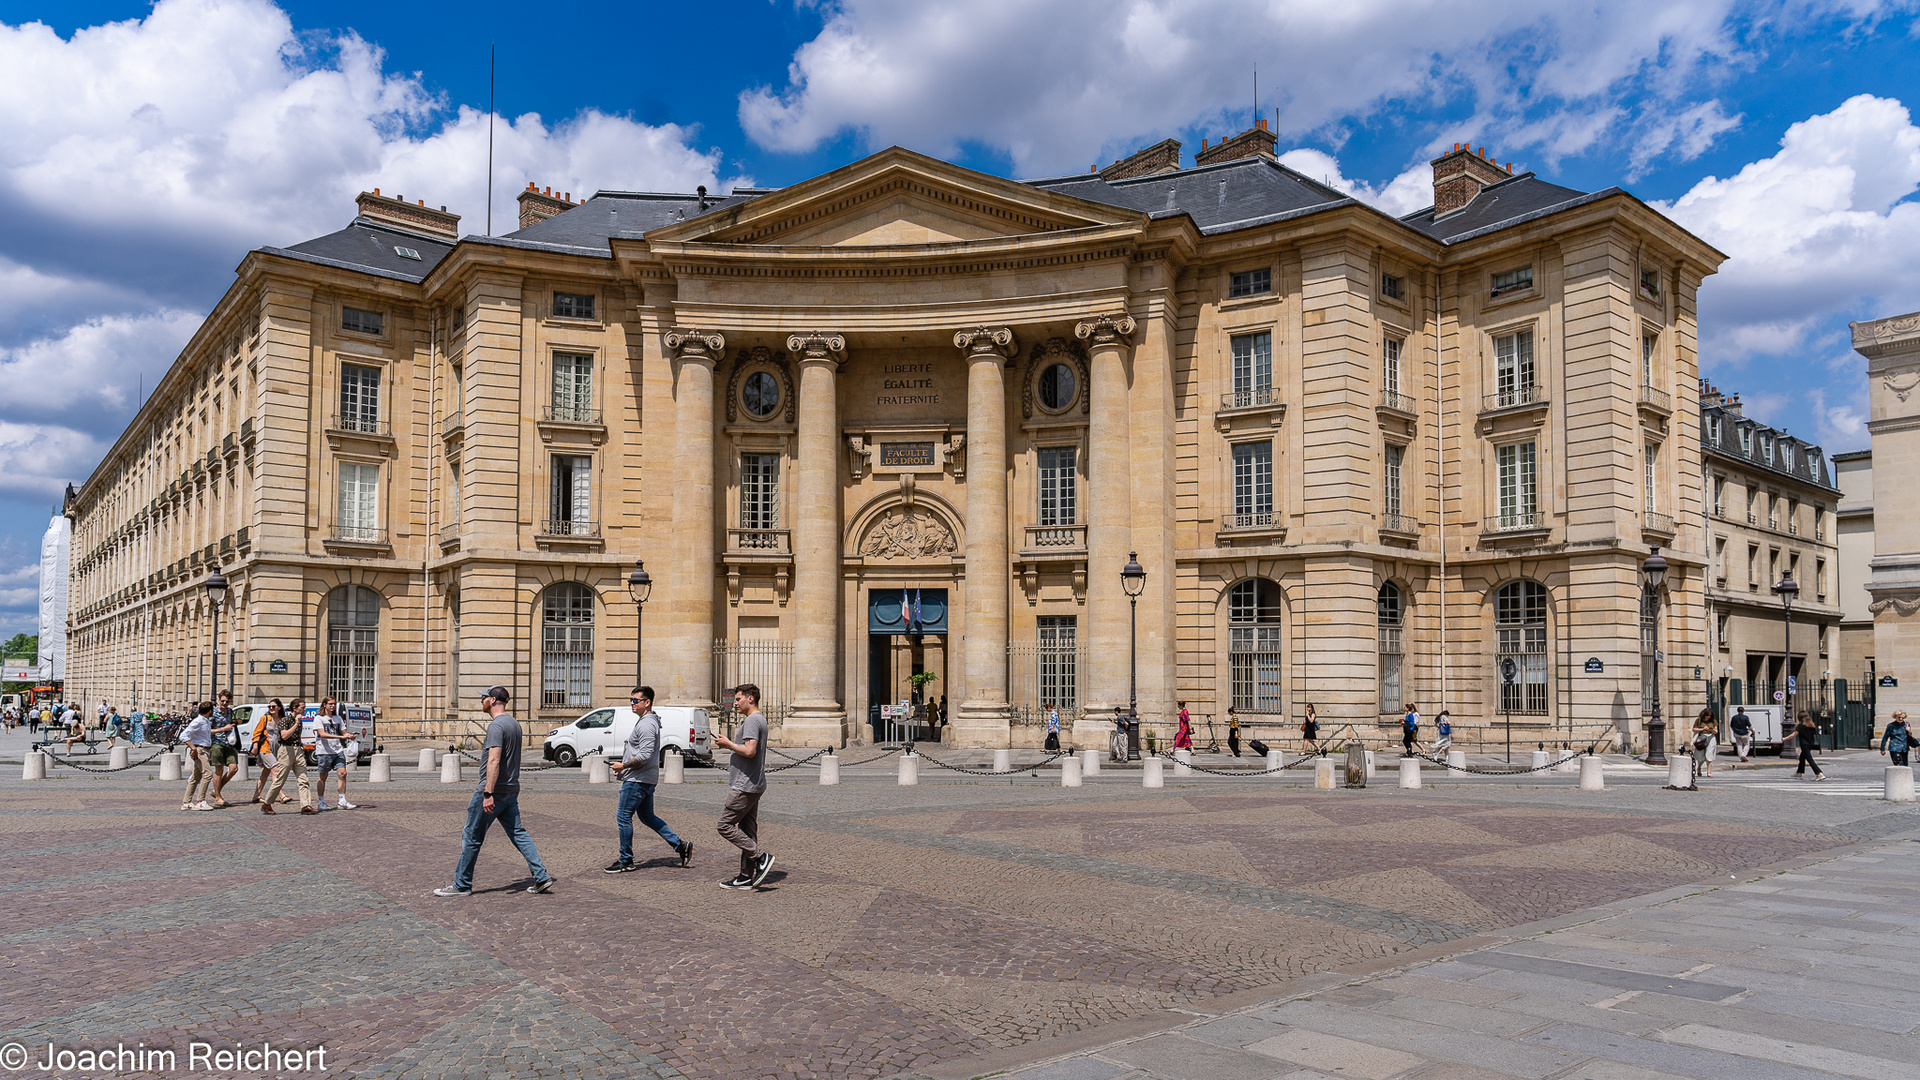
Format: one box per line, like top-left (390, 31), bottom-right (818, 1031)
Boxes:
top-left (847, 490), bottom-right (964, 563)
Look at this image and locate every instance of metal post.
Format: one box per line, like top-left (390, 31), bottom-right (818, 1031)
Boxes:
top-left (635, 602), bottom-right (644, 687)
top-left (209, 608), bottom-right (220, 700)
top-left (1500, 657), bottom-right (1516, 764)
top-left (1128, 592), bottom-right (1138, 760)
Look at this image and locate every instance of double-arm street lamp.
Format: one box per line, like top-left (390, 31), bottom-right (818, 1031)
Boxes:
top-left (1642, 548), bottom-right (1667, 766)
top-left (1121, 552), bottom-right (1146, 761)
top-left (627, 559), bottom-right (652, 689)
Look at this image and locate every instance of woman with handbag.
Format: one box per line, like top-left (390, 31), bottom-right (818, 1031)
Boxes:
top-left (1792, 711), bottom-right (1826, 780)
top-left (1690, 708), bottom-right (1718, 779)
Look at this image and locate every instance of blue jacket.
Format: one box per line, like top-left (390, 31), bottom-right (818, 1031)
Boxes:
top-left (1881, 721), bottom-right (1910, 754)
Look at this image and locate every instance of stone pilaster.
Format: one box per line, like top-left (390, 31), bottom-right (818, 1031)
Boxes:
top-left (1076, 314), bottom-right (1136, 748)
top-left (953, 326), bottom-right (1016, 749)
top-left (665, 328), bottom-right (723, 708)
top-left (784, 332), bottom-right (850, 747)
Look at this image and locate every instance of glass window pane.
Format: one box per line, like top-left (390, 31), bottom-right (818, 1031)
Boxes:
top-left (1038, 447), bottom-right (1077, 527)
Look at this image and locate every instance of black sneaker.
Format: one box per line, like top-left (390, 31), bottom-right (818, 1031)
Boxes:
top-left (750, 852), bottom-right (776, 888)
top-left (528, 878), bottom-right (555, 894)
top-left (603, 860), bottom-right (635, 874)
top-left (720, 874), bottom-right (753, 890)
top-left (677, 841), bottom-right (693, 868)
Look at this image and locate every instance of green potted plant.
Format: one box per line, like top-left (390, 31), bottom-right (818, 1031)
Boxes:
top-left (906, 671), bottom-right (938, 700)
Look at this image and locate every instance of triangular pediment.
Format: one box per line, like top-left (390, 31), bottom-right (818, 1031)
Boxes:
top-left (647, 147), bottom-right (1143, 247)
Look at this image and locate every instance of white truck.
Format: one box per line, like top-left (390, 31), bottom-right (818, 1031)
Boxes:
top-left (1727, 704), bottom-right (1788, 753)
top-left (543, 705), bottom-right (713, 767)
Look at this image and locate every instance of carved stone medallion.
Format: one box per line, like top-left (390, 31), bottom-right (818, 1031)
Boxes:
top-left (858, 508), bottom-right (957, 560)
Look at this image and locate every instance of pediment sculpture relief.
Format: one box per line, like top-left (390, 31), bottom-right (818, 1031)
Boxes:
top-left (859, 508), bottom-right (957, 560)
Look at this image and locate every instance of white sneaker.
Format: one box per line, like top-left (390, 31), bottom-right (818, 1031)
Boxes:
top-left (338, 798), bottom-right (356, 809)
top-left (194, 801), bottom-right (214, 811)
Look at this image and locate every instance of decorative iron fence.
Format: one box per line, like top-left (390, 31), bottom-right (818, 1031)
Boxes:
top-left (1009, 639), bottom-right (1088, 722)
top-left (712, 639), bottom-right (795, 737)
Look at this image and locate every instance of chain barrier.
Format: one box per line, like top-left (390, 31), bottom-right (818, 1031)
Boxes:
top-left (1409, 747), bottom-right (1593, 776)
top-left (912, 749), bottom-right (1073, 777)
top-left (42, 747), bottom-right (170, 774)
top-left (1149, 750), bottom-right (1317, 776)
top-left (835, 748), bottom-right (908, 768)
top-left (454, 743), bottom-right (575, 772)
top-left (766, 749), bottom-right (827, 773)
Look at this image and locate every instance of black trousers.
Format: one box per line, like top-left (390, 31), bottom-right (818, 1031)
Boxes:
top-left (1228, 732), bottom-right (1240, 757)
top-left (1891, 749), bottom-right (1910, 766)
top-left (1795, 744), bottom-right (1823, 776)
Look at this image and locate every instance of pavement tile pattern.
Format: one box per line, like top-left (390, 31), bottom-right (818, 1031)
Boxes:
top-left (0, 749), bottom-right (1900, 1079)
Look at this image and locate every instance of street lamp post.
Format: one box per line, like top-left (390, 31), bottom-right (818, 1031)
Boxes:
top-left (1773, 570), bottom-right (1798, 716)
top-left (1642, 548), bottom-right (1667, 766)
top-left (1120, 552), bottom-right (1146, 761)
top-left (627, 559), bottom-right (652, 689)
top-left (204, 569), bottom-right (228, 701)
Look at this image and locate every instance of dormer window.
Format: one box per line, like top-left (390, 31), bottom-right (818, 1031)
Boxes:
top-left (1707, 415), bottom-right (1721, 443)
top-left (1229, 268), bottom-right (1272, 298)
top-left (1782, 443), bottom-right (1795, 470)
top-left (552, 292), bottom-right (595, 320)
top-left (1639, 268), bottom-right (1661, 299)
top-left (1381, 273), bottom-right (1404, 300)
top-left (1490, 266), bottom-right (1533, 297)
top-left (1762, 435), bottom-right (1774, 465)
top-left (1739, 427), bottom-right (1751, 455)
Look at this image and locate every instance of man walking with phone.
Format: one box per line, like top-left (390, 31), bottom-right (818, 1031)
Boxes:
top-left (436, 686), bottom-right (554, 896)
top-left (604, 685), bottom-right (693, 874)
top-left (711, 684), bottom-right (774, 890)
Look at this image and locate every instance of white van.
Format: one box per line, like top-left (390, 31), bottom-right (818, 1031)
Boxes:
top-left (543, 705), bottom-right (713, 767)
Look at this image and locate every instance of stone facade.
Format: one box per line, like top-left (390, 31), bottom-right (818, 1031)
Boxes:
top-left (63, 140), bottom-right (1723, 751)
top-left (1852, 310), bottom-right (1920, 720)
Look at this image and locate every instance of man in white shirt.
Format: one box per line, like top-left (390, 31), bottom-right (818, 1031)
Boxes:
top-left (180, 702), bottom-right (216, 811)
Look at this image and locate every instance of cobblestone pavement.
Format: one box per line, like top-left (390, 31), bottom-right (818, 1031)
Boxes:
top-left (1, 731), bottom-right (1914, 1079)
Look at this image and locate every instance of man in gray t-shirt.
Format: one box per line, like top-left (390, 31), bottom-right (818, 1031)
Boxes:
top-left (605, 686), bottom-right (692, 873)
top-left (712, 685), bottom-right (775, 890)
top-left (436, 686), bottom-right (553, 897)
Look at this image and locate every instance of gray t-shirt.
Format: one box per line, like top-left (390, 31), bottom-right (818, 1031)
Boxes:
top-left (622, 710), bottom-right (661, 786)
top-left (727, 712), bottom-right (768, 794)
top-left (314, 713), bottom-right (346, 754)
top-left (480, 713), bottom-right (524, 793)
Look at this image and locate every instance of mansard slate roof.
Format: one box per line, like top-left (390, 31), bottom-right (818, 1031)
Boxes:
top-left (263, 219), bottom-right (456, 282)
top-left (1701, 402), bottom-right (1840, 492)
top-left (1397, 172), bottom-right (1616, 244)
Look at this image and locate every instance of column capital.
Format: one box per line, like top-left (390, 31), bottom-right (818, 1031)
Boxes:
top-left (953, 326), bottom-right (1016, 361)
top-left (1074, 314), bottom-right (1137, 349)
top-left (786, 332), bottom-right (846, 366)
top-left (663, 327), bottom-right (725, 363)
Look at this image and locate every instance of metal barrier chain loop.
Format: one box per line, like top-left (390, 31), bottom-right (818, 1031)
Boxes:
top-left (1410, 748), bottom-right (1592, 776)
top-left (1149, 750), bottom-right (1316, 776)
top-left (913, 749), bottom-right (1072, 776)
top-left (766, 749), bottom-right (827, 773)
top-left (42, 748), bottom-right (169, 773)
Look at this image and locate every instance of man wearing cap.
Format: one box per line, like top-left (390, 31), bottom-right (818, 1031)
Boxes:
top-left (435, 686), bottom-right (555, 896)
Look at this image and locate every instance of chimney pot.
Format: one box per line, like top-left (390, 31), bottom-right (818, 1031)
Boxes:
top-left (527, 182), bottom-right (536, 190)
top-left (373, 187), bottom-right (380, 196)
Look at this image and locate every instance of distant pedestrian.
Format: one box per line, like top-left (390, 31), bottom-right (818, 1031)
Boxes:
top-left (1729, 707), bottom-right (1754, 762)
top-left (604, 686), bottom-right (692, 874)
top-left (25, 706), bottom-right (37, 734)
top-left (207, 690), bottom-right (240, 807)
top-left (1402, 703), bottom-right (1425, 756)
top-left (1302, 704), bottom-right (1320, 755)
top-left (1227, 707), bottom-right (1242, 757)
top-left (711, 684), bottom-right (775, 891)
top-left (311, 699), bottom-right (355, 810)
top-left (1044, 706), bottom-right (1060, 751)
top-left (181, 702), bottom-right (215, 811)
top-left (1792, 711), bottom-right (1826, 780)
top-left (1691, 708), bottom-right (1718, 778)
top-left (259, 700), bottom-right (314, 815)
top-left (1174, 706), bottom-right (1193, 751)
top-left (1433, 710), bottom-right (1453, 753)
top-left (435, 686), bottom-right (553, 896)
top-left (103, 707), bottom-right (127, 747)
top-left (1880, 710), bottom-right (1911, 767)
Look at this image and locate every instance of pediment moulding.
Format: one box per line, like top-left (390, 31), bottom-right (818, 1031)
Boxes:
top-left (1852, 311), bottom-right (1920, 361)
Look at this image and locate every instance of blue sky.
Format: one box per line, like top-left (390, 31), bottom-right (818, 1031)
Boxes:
top-left (0, 0), bottom-right (1917, 637)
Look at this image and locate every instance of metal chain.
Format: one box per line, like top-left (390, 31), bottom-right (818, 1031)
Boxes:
top-left (1150, 750), bottom-right (1316, 776)
top-left (1410, 748), bottom-right (1591, 776)
top-left (767, 749), bottom-right (826, 773)
top-left (453, 745), bottom-right (574, 772)
top-left (42, 747), bottom-right (169, 773)
top-left (913, 749), bottom-right (1072, 776)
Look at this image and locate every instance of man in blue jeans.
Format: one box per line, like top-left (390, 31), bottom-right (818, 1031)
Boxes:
top-left (435, 686), bottom-right (554, 896)
top-left (604, 685), bottom-right (694, 873)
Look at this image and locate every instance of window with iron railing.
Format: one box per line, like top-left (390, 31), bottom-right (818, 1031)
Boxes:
top-left (541, 583), bottom-right (594, 709)
top-left (1490, 329), bottom-right (1536, 409)
top-left (1378, 582), bottom-right (1403, 714)
top-left (1037, 446), bottom-right (1077, 527)
top-left (338, 363), bottom-right (380, 433)
top-left (1229, 578), bottom-right (1283, 711)
top-left (1496, 580), bottom-right (1550, 714)
top-left (551, 352), bottom-right (594, 423)
top-left (740, 453), bottom-right (779, 530)
top-left (1228, 331), bottom-right (1273, 408)
top-left (1230, 441), bottom-right (1274, 529)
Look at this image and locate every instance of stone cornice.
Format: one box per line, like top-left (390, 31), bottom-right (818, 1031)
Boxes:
top-left (629, 221), bottom-right (1145, 282)
top-left (1851, 311), bottom-right (1920, 360)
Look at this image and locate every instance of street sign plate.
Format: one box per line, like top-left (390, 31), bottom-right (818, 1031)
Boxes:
top-left (1881, 675), bottom-right (1898, 687)
top-left (1584, 657), bottom-right (1603, 673)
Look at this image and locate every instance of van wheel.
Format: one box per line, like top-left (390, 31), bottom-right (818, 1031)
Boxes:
top-left (554, 746), bottom-right (578, 767)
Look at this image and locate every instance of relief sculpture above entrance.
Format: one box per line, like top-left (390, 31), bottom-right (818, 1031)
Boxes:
top-left (859, 508), bottom-right (957, 560)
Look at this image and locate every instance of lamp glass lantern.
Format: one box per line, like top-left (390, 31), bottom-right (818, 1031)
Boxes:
top-left (626, 560), bottom-right (652, 605)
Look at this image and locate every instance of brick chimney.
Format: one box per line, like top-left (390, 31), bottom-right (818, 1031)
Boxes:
top-left (355, 189), bottom-right (460, 241)
top-left (1194, 119), bottom-right (1278, 167)
top-left (517, 184), bottom-right (579, 229)
top-left (1429, 144), bottom-right (1512, 218)
top-left (1099, 138), bottom-right (1183, 181)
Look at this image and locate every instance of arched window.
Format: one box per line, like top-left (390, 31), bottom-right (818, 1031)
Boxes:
top-left (542, 583), bottom-right (595, 709)
top-left (327, 585), bottom-right (379, 703)
top-left (1494, 581), bottom-right (1549, 714)
top-left (1378, 583), bottom-right (1404, 714)
top-left (1228, 578), bottom-right (1283, 711)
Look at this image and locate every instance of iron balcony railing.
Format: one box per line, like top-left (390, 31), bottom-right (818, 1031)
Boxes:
top-left (1482, 383), bottom-right (1546, 412)
top-left (1378, 390), bottom-right (1416, 414)
top-left (1484, 510), bottom-right (1546, 532)
top-left (542, 404), bottom-right (602, 425)
top-left (1220, 387), bottom-right (1282, 410)
top-left (1380, 513), bottom-right (1419, 534)
top-left (539, 519), bottom-right (600, 538)
top-left (727, 528), bottom-right (790, 553)
top-left (330, 525), bottom-right (387, 544)
top-left (1022, 524), bottom-right (1086, 550)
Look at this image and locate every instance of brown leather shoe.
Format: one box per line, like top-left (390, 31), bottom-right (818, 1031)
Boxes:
top-left (299, 806), bottom-right (318, 814)
top-left (261, 804), bottom-right (276, 815)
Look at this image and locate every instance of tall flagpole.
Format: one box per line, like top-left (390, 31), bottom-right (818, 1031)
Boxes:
top-left (486, 41), bottom-right (495, 236)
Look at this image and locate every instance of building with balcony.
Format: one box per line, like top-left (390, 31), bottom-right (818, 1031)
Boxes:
top-left (63, 130), bottom-right (1721, 750)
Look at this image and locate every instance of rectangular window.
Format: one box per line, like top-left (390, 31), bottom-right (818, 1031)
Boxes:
top-left (1769, 495), bottom-right (1779, 530)
top-left (1642, 332), bottom-right (1657, 387)
top-left (1816, 558), bottom-right (1827, 599)
top-left (1490, 266), bottom-right (1533, 297)
top-left (1381, 273), bottom-right (1404, 300)
top-left (336, 462), bottom-right (379, 541)
top-left (339, 363), bottom-right (380, 433)
top-left (341, 306), bottom-right (382, 336)
top-left (1749, 544), bottom-right (1760, 586)
top-left (1788, 498), bottom-right (1800, 534)
top-left (1229, 331), bottom-right (1273, 405)
top-left (1496, 441), bottom-right (1537, 526)
top-left (1644, 443), bottom-right (1658, 512)
top-left (1378, 620), bottom-right (1403, 715)
top-left (1231, 441), bottom-right (1274, 527)
top-left (1383, 443), bottom-right (1404, 518)
top-left (1782, 443), bottom-right (1795, 470)
top-left (1492, 328), bottom-right (1535, 407)
top-left (1715, 537), bottom-right (1728, 581)
top-left (740, 452), bottom-right (780, 531)
top-left (1037, 446), bottom-right (1077, 527)
top-left (1383, 336), bottom-right (1403, 398)
top-left (1747, 489), bottom-right (1758, 524)
top-left (1708, 415), bottom-right (1722, 443)
top-left (1814, 507), bottom-right (1826, 539)
top-left (552, 291), bottom-right (595, 320)
top-left (551, 353), bottom-right (594, 422)
top-left (1762, 435), bottom-right (1774, 465)
top-left (1717, 612), bottom-right (1730, 649)
top-left (1740, 427), bottom-right (1752, 454)
top-left (1712, 475), bottom-right (1725, 516)
top-left (1229, 267), bottom-right (1272, 297)
top-left (1037, 616), bottom-right (1077, 711)
top-left (549, 454), bottom-right (593, 534)
top-left (1640, 268), bottom-right (1661, 298)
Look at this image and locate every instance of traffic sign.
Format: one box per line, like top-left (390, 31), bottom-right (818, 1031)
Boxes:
top-left (1772, 690), bottom-right (1785, 702)
top-left (1500, 657), bottom-right (1518, 684)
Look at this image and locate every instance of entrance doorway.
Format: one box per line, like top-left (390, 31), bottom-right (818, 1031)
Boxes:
top-left (867, 588), bottom-right (948, 744)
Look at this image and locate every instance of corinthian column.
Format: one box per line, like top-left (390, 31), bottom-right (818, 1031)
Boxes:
top-left (953, 326), bottom-right (1016, 749)
top-left (1076, 314), bottom-right (1136, 749)
top-left (784, 332), bottom-right (849, 747)
top-left (665, 328), bottom-right (724, 708)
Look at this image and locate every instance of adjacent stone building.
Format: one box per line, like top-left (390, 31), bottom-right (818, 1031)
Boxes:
top-left (1850, 311), bottom-right (1920, 722)
top-left (64, 131), bottom-right (1724, 751)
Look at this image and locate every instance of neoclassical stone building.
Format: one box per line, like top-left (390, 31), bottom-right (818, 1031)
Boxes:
top-left (65, 129), bottom-right (1723, 750)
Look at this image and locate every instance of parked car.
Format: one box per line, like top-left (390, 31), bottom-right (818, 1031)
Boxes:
top-left (297, 703), bottom-right (377, 765)
top-left (543, 705), bottom-right (713, 767)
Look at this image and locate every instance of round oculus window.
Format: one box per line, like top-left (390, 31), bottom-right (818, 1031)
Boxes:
top-left (1037, 362), bottom-right (1077, 412)
top-left (742, 371), bottom-right (781, 419)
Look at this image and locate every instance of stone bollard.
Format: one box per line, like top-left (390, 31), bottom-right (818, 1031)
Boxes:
top-left (1082, 748), bottom-right (1101, 776)
top-left (1143, 758), bottom-right (1164, 788)
top-left (663, 749), bottom-right (685, 785)
top-left (992, 748), bottom-right (1011, 772)
top-left (109, 744), bottom-right (130, 770)
top-left (1364, 749), bottom-right (1376, 778)
top-left (1555, 751), bottom-right (1582, 773)
top-left (1447, 750), bottom-right (1466, 771)
top-left (22, 750), bottom-right (46, 780)
top-left (159, 751), bottom-right (182, 781)
top-left (1578, 754), bottom-right (1605, 791)
top-left (1345, 744), bottom-right (1367, 788)
top-left (1399, 757), bottom-right (1421, 789)
top-left (1667, 757), bottom-right (1694, 789)
top-left (1174, 749), bottom-right (1192, 776)
top-left (898, 753), bottom-right (918, 785)
top-left (587, 755), bottom-right (611, 784)
top-left (235, 757), bottom-right (250, 783)
top-left (1266, 748), bottom-right (1284, 772)
top-left (1884, 765), bottom-right (1915, 802)
top-left (819, 753), bottom-right (839, 785)
top-left (418, 748), bottom-right (438, 771)
top-left (1530, 750), bottom-right (1550, 770)
top-left (369, 753), bottom-right (392, 782)
top-left (1061, 755), bottom-right (1082, 787)
top-left (440, 753), bottom-right (461, 784)
top-left (1315, 757), bottom-right (1336, 790)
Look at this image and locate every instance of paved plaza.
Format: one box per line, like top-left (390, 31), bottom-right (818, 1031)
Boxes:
top-left (1, 730), bottom-right (1915, 1079)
